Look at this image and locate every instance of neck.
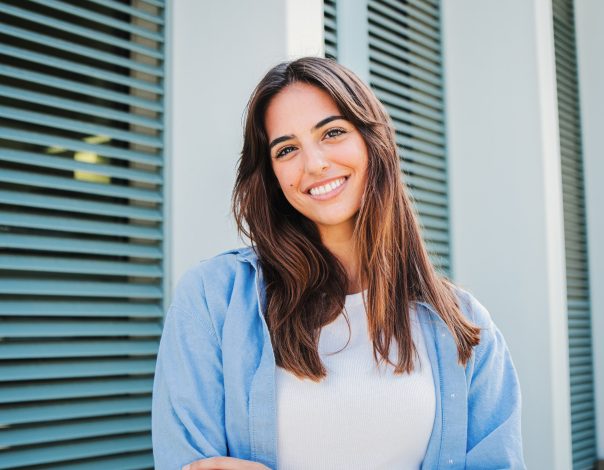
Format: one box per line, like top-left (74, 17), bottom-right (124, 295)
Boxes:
top-left (318, 222), bottom-right (363, 295)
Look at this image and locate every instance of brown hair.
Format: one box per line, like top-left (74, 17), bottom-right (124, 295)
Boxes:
top-left (233, 57), bottom-right (480, 381)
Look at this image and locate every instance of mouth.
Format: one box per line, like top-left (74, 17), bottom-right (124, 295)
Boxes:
top-left (307, 176), bottom-right (349, 200)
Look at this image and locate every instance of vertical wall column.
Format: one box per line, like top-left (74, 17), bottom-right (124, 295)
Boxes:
top-left (575, 0), bottom-right (604, 462)
top-left (169, 0), bottom-right (323, 292)
top-left (335, 0), bottom-right (370, 83)
top-left (442, 1), bottom-right (572, 469)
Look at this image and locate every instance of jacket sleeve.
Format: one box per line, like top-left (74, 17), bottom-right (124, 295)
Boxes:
top-left (152, 269), bottom-right (227, 470)
top-left (463, 294), bottom-right (526, 470)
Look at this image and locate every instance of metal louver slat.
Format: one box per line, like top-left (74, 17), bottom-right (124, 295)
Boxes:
top-left (552, 1), bottom-right (597, 469)
top-left (0, 3), bottom-right (162, 59)
top-left (373, 86), bottom-right (442, 121)
top-left (403, 0), bottom-right (438, 16)
top-left (406, 187), bottom-right (447, 207)
top-left (0, 233), bottom-right (163, 258)
top-left (402, 160), bottom-right (446, 181)
top-left (1, 212), bottom-right (163, 239)
top-left (368, 1), bottom-right (440, 47)
top-left (385, 103), bottom-right (443, 134)
top-left (400, 149), bottom-right (446, 170)
top-left (88, 0), bottom-right (164, 25)
top-left (395, 133), bottom-right (445, 159)
top-left (0, 44), bottom-right (162, 94)
top-left (367, 0), bottom-right (450, 275)
top-left (0, 300), bottom-right (163, 318)
top-left (0, 377), bottom-right (155, 403)
top-left (367, 22), bottom-right (440, 71)
top-left (1, 396), bottom-right (152, 425)
top-left (2, 24), bottom-right (163, 77)
top-left (0, 148), bottom-right (162, 183)
top-left (141, 0), bottom-right (164, 7)
top-left (0, 189), bottom-right (163, 220)
top-left (379, 0), bottom-right (438, 28)
top-left (371, 74), bottom-right (442, 110)
top-left (1, 106), bottom-right (162, 147)
top-left (0, 279), bottom-right (162, 298)
top-left (0, 128), bottom-right (162, 165)
top-left (369, 46), bottom-right (442, 87)
top-left (29, 0), bottom-right (163, 42)
top-left (2, 320), bottom-right (161, 338)
top-left (0, 0), bottom-right (165, 465)
top-left (370, 61), bottom-right (442, 100)
top-left (0, 434), bottom-right (152, 470)
top-left (0, 64), bottom-right (163, 112)
top-left (0, 84), bottom-right (163, 129)
top-left (1, 168), bottom-right (162, 201)
top-left (1, 359), bottom-right (157, 382)
top-left (45, 452), bottom-right (154, 470)
top-left (0, 340), bottom-right (160, 359)
top-left (0, 254), bottom-right (162, 277)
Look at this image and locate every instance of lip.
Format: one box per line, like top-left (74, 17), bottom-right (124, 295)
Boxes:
top-left (306, 176), bottom-right (349, 200)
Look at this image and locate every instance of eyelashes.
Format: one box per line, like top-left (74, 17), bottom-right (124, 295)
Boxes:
top-left (276, 145), bottom-right (296, 158)
top-left (274, 127), bottom-right (347, 159)
top-left (324, 127), bottom-right (345, 139)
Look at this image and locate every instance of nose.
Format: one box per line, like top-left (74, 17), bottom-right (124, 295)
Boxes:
top-left (303, 144), bottom-right (330, 175)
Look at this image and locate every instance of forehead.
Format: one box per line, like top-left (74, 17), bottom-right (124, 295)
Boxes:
top-left (264, 83), bottom-right (340, 139)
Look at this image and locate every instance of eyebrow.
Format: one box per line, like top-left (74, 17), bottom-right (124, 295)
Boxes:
top-left (268, 115), bottom-right (345, 150)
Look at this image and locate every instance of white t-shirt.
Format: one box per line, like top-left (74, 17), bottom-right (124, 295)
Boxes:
top-left (275, 291), bottom-right (436, 470)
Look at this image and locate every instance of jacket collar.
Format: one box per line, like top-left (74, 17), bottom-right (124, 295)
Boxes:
top-left (233, 245), bottom-right (259, 266)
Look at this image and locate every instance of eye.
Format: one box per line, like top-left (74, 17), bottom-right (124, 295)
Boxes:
top-left (324, 127), bottom-right (346, 139)
top-left (275, 145), bottom-right (296, 159)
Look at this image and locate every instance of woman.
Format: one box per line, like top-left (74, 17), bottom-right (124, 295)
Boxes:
top-left (152, 57), bottom-right (525, 470)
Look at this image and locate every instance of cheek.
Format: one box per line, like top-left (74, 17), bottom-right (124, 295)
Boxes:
top-left (273, 165), bottom-right (301, 194)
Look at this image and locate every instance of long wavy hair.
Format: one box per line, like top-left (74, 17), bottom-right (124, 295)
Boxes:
top-left (233, 57), bottom-right (480, 381)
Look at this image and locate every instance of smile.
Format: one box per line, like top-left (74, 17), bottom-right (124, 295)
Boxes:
top-left (308, 176), bottom-right (348, 199)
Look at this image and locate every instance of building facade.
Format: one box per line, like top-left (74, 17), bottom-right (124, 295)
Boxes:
top-left (0, 0), bottom-right (602, 468)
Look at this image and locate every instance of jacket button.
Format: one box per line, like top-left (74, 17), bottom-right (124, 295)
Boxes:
top-left (448, 458), bottom-right (454, 464)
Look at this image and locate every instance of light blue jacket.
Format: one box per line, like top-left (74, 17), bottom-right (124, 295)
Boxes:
top-left (152, 247), bottom-right (525, 469)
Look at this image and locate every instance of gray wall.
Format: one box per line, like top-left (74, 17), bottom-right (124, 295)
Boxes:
top-left (169, 0), bottom-right (323, 290)
top-left (443, 0), bottom-right (572, 468)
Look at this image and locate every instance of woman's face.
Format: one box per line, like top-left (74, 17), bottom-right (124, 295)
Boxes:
top-left (265, 82), bottom-right (368, 237)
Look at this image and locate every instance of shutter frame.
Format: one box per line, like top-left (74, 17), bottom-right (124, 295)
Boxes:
top-left (552, 0), bottom-right (598, 468)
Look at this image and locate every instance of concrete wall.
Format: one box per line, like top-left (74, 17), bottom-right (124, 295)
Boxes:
top-left (169, 0), bottom-right (323, 292)
top-left (442, 1), bottom-right (572, 468)
top-left (575, 0), bottom-right (604, 460)
top-left (335, 0), bottom-right (369, 83)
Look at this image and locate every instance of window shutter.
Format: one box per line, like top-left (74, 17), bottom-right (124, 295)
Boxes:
top-left (0, 0), bottom-right (165, 468)
top-left (367, 0), bottom-right (449, 274)
top-left (553, 0), bottom-right (597, 468)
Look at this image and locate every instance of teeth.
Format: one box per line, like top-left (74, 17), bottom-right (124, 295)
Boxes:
top-left (309, 177), bottom-right (345, 196)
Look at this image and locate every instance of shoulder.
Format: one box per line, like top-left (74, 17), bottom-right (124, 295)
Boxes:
top-left (416, 284), bottom-right (494, 330)
top-left (170, 246), bottom-right (257, 313)
top-left (416, 285), bottom-right (500, 363)
top-left (451, 285), bottom-right (495, 330)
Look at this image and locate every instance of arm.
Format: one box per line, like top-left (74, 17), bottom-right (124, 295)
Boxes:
top-left (152, 271), bottom-right (228, 469)
top-left (464, 295), bottom-right (526, 470)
